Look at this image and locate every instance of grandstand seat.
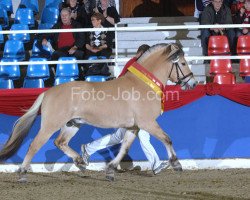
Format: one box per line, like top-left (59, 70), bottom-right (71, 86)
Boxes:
top-left (15, 8), bottom-right (35, 28)
top-left (45, 0), bottom-right (62, 8)
top-left (209, 59), bottom-right (233, 75)
top-left (23, 57), bottom-right (50, 88)
top-left (3, 40), bottom-right (26, 61)
top-left (88, 56), bottom-right (107, 60)
top-left (0, 6), bottom-right (9, 29)
top-left (0, 58), bottom-right (20, 89)
top-left (0, 0), bottom-right (13, 14)
top-left (38, 23), bottom-right (54, 30)
top-left (0, 25), bottom-right (4, 44)
top-left (213, 73), bottom-right (236, 84)
top-left (239, 59), bottom-right (250, 77)
top-left (237, 35), bottom-right (250, 55)
top-left (9, 24), bottom-right (30, 43)
top-left (244, 76), bottom-right (250, 83)
top-left (85, 75), bottom-right (108, 82)
top-left (31, 40), bottom-right (52, 59)
top-left (41, 7), bottom-right (59, 25)
top-left (208, 35), bottom-right (231, 56)
top-left (54, 57), bottom-right (79, 85)
top-left (20, 0), bottom-right (39, 14)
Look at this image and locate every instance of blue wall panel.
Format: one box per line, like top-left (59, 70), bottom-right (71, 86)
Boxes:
top-left (0, 95), bottom-right (249, 163)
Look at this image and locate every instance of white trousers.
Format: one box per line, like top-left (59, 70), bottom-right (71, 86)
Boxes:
top-left (85, 128), bottom-right (161, 170)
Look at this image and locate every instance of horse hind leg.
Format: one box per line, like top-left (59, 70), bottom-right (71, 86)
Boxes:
top-left (143, 122), bottom-right (182, 172)
top-left (106, 129), bottom-right (137, 181)
top-left (18, 127), bottom-right (56, 183)
top-left (54, 121), bottom-right (86, 172)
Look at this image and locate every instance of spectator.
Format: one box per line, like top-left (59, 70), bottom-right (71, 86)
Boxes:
top-left (235, 0), bottom-right (250, 37)
top-left (93, 0), bottom-right (120, 27)
top-left (61, 0), bottom-right (89, 28)
top-left (41, 8), bottom-right (85, 61)
top-left (81, 44), bottom-right (169, 174)
top-left (194, 0), bottom-right (212, 19)
top-left (200, 0), bottom-right (236, 57)
top-left (85, 13), bottom-right (113, 59)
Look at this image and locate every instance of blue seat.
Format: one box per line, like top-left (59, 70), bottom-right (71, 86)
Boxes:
top-left (20, 0), bottom-right (39, 13)
top-left (0, 25), bottom-right (4, 44)
top-left (245, 76), bottom-right (250, 83)
top-left (31, 40), bottom-right (52, 59)
top-left (38, 23), bottom-right (54, 30)
top-left (15, 8), bottom-right (35, 27)
top-left (88, 56), bottom-right (107, 60)
top-left (0, 6), bottom-right (9, 29)
top-left (3, 40), bottom-right (26, 61)
top-left (85, 75), bottom-right (108, 82)
top-left (41, 7), bottom-right (59, 25)
top-left (9, 24), bottom-right (30, 43)
top-left (23, 57), bottom-right (50, 88)
top-left (55, 57), bottom-right (79, 85)
top-left (45, 0), bottom-right (62, 8)
top-left (0, 58), bottom-right (20, 89)
top-left (0, 0), bottom-right (13, 13)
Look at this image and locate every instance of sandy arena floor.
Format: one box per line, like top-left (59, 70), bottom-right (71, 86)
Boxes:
top-left (0, 169), bottom-right (250, 200)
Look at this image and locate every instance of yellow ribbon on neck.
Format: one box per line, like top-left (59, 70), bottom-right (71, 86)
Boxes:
top-left (128, 65), bottom-right (164, 113)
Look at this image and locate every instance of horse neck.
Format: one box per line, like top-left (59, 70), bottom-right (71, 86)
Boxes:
top-left (140, 56), bottom-right (171, 85)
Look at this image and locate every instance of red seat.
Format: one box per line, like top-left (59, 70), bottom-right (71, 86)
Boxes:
top-left (213, 73), bottom-right (236, 84)
top-left (237, 35), bottom-right (250, 55)
top-left (210, 59), bottom-right (233, 75)
top-left (239, 59), bottom-right (250, 77)
top-left (208, 36), bottom-right (231, 56)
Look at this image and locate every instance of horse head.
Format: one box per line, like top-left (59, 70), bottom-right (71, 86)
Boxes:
top-left (165, 43), bottom-right (197, 90)
top-left (138, 43), bottom-right (197, 90)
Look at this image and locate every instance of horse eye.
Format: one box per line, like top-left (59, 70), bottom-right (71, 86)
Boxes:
top-left (181, 62), bottom-right (186, 66)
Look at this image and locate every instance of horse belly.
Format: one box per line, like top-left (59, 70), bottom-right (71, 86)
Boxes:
top-left (75, 99), bottom-right (135, 128)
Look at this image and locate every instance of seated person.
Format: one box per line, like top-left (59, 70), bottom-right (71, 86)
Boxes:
top-left (85, 12), bottom-right (113, 59)
top-left (40, 8), bottom-right (85, 61)
top-left (235, 0), bottom-right (250, 37)
top-left (200, 0), bottom-right (236, 56)
top-left (93, 0), bottom-right (120, 27)
top-left (61, 0), bottom-right (89, 28)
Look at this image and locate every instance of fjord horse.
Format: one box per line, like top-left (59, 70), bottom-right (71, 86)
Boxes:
top-left (0, 43), bottom-right (197, 182)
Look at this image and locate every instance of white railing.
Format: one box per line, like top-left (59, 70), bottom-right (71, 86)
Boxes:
top-left (1, 23), bottom-right (250, 67)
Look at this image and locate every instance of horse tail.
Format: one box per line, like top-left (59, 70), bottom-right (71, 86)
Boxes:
top-left (0, 93), bottom-right (45, 161)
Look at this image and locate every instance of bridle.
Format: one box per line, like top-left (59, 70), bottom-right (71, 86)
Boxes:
top-left (168, 51), bottom-right (194, 87)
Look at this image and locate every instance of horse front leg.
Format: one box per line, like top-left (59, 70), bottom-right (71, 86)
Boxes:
top-left (54, 123), bottom-right (86, 172)
top-left (143, 122), bottom-right (182, 172)
top-left (106, 129), bottom-right (138, 181)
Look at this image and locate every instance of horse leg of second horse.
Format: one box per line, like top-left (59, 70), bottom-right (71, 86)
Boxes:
top-left (144, 122), bottom-right (182, 171)
top-left (106, 129), bottom-right (137, 181)
top-left (54, 124), bottom-right (86, 172)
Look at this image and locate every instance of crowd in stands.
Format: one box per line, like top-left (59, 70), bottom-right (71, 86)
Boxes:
top-left (0, 0), bottom-right (120, 88)
top-left (193, 0), bottom-right (250, 84)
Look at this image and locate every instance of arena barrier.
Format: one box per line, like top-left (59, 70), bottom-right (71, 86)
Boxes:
top-left (0, 24), bottom-right (250, 172)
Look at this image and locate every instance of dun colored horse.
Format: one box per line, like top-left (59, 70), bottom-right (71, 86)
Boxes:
top-left (0, 43), bottom-right (197, 182)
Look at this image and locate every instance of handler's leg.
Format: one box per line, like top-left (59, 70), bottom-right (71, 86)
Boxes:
top-left (82, 128), bottom-right (126, 164)
top-left (138, 130), bottom-right (169, 174)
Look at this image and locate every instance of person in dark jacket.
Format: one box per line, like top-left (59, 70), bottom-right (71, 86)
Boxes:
top-left (61, 0), bottom-right (89, 28)
top-left (200, 0), bottom-right (236, 56)
top-left (41, 8), bottom-right (85, 60)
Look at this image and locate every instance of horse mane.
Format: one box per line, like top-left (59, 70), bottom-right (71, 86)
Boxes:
top-left (137, 43), bottom-right (184, 63)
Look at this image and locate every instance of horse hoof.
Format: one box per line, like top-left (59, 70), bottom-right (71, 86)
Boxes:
top-left (106, 175), bottom-right (115, 182)
top-left (18, 177), bottom-right (27, 183)
top-left (173, 166), bottom-right (183, 172)
top-left (170, 159), bottom-right (183, 172)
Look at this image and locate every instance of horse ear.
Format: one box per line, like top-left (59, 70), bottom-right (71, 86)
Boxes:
top-left (166, 43), bottom-right (181, 61)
